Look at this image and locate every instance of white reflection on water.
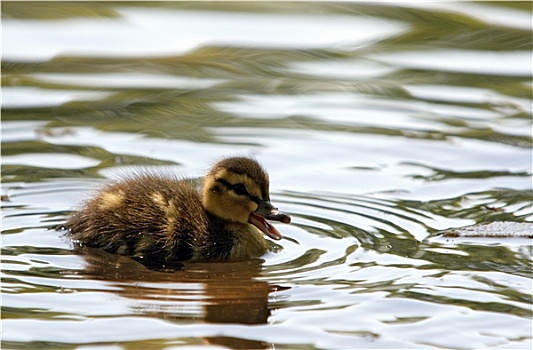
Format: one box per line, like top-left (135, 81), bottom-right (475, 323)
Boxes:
top-left (28, 73), bottom-right (226, 90)
top-left (2, 153), bottom-right (100, 170)
top-left (2, 87), bottom-right (112, 108)
top-left (370, 50), bottom-right (532, 76)
top-left (2, 8), bottom-right (407, 60)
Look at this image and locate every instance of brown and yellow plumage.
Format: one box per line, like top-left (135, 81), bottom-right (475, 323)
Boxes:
top-left (65, 157), bottom-right (290, 268)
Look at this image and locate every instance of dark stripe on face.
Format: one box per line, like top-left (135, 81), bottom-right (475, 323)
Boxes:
top-left (216, 178), bottom-right (261, 204)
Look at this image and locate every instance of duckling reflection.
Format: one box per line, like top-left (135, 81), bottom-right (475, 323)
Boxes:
top-left (65, 156), bottom-right (291, 268)
top-left (76, 247), bottom-right (288, 349)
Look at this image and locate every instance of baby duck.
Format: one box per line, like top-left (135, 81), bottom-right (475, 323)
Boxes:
top-left (65, 157), bottom-right (291, 268)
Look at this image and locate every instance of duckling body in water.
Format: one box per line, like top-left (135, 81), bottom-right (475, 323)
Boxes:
top-left (65, 157), bottom-right (290, 268)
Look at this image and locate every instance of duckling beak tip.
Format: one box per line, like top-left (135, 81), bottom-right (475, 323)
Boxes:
top-left (270, 211), bottom-right (291, 224)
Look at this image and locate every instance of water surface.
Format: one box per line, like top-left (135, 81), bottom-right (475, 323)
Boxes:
top-left (2, 2), bottom-right (532, 349)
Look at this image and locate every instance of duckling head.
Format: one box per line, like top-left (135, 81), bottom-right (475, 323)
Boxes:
top-left (202, 157), bottom-right (291, 240)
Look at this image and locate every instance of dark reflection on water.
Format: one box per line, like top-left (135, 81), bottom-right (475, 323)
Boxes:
top-left (77, 248), bottom-right (274, 322)
top-left (2, 241), bottom-right (279, 349)
top-left (74, 248), bottom-right (277, 348)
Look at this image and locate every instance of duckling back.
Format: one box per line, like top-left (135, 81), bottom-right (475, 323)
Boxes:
top-left (66, 175), bottom-right (210, 268)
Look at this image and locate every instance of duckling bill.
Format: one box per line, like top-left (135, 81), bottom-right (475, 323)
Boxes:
top-left (65, 157), bottom-right (290, 267)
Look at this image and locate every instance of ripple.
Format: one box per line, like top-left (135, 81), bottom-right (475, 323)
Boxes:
top-left (2, 166), bottom-right (532, 349)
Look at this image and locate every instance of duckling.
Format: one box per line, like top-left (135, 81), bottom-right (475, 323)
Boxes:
top-left (65, 156), bottom-right (291, 268)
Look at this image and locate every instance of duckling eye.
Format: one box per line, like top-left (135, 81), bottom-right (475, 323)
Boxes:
top-left (232, 183), bottom-right (249, 196)
top-left (216, 178), bottom-right (259, 201)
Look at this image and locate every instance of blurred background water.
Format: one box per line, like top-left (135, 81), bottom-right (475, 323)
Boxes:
top-left (1, 2), bottom-right (532, 349)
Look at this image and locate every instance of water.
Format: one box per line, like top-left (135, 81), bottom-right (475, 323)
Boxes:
top-left (2, 2), bottom-right (532, 349)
